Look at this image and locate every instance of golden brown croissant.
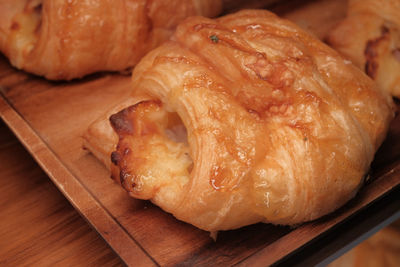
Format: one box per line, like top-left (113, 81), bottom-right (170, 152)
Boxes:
top-left (0, 0), bottom-right (222, 80)
top-left (326, 0), bottom-right (400, 97)
top-left (86, 10), bottom-right (393, 232)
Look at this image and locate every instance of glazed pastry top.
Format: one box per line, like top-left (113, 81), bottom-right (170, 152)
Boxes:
top-left (109, 10), bottom-right (393, 231)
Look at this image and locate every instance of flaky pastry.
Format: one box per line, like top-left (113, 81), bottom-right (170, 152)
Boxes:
top-left (326, 0), bottom-right (400, 97)
top-left (86, 10), bottom-right (393, 232)
top-left (0, 0), bottom-right (222, 80)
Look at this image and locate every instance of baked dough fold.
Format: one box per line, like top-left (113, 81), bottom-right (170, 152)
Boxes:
top-left (88, 10), bottom-right (393, 232)
top-left (0, 0), bottom-right (222, 80)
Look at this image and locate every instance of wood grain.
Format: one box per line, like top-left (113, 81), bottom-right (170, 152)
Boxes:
top-left (0, 88), bottom-right (157, 266)
top-left (0, 120), bottom-right (122, 266)
top-left (0, 0), bottom-right (399, 266)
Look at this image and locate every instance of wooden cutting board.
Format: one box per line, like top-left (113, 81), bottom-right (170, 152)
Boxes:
top-left (1, 0), bottom-right (399, 266)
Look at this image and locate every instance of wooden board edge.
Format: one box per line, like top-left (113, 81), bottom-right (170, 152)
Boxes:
top-left (0, 95), bottom-right (158, 267)
top-left (236, 163), bottom-right (400, 266)
top-left (295, 189), bottom-right (400, 266)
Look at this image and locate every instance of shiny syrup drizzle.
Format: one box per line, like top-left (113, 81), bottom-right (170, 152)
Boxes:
top-left (210, 165), bottom-right (225, 191)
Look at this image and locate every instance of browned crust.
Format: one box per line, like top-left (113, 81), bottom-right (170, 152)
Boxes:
top-left (109, 99), bottom-right (163, 190)
top-left (109, 106), bottom-right (134, 185)
top-left (110, 108), bottom-right (135, 136)
top-left (10, 22), bottom-right (20, 31)
top-left (364, 25), bottom-right (390, 79)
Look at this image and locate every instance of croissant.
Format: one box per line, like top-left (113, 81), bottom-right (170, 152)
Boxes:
top-left (85, 10), bottom-right (393, 232)
top-left (0, 0), bottom-right (222, 80)
top-left (326, 0), bottom-right (400, 98)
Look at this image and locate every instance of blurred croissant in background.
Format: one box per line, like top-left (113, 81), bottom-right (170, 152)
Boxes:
top-left (85, 10), bottom-right (393, 232)
top-left (327, 0), bottom-right (400, 98)
top-left (329, 221), bottom-right (400, 267)
top-left (0, 0), bottom-right (222, 80)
